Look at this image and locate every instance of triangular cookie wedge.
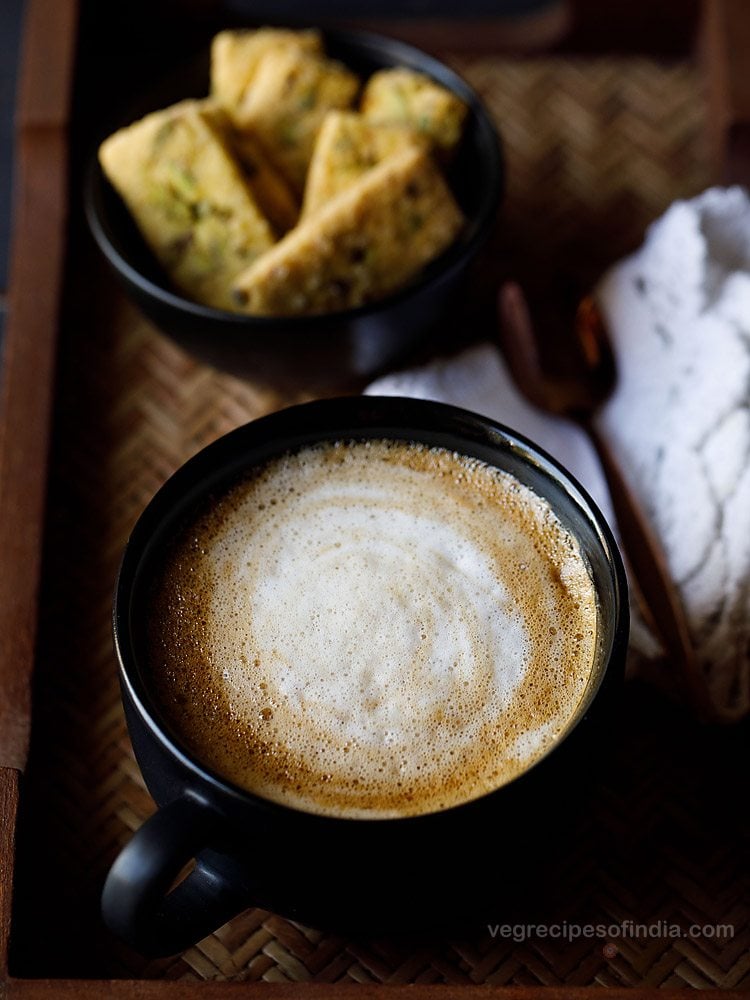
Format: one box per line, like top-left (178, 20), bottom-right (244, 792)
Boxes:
top-left (210, 27), bottom-right (323, 123)
top-left (301, 110), bottom-right (426, 219)
top-left (99, 99), bottom-right (275, 311)
top-left (361, 68), bottom-right (468, 156)
top-left (234, 47), bottom-right (359, 193)
top-left (232, 144), bottom-right (464, 315)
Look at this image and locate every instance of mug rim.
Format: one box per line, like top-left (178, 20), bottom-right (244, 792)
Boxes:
top-left (113, 395), bottom-right (629, 827)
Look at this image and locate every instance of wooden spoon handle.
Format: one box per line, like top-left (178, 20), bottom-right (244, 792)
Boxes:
top-left (583, 419), bottom-right (716, 722)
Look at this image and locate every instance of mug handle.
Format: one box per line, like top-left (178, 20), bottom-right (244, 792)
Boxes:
top-left (101, 794), bottom-right (247, 956)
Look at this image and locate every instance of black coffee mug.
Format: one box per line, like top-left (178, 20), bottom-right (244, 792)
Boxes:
top-left (103, 396), bottom-right (629, 956)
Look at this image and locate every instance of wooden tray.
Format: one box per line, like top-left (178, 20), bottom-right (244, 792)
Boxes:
top-left (1, 0), bottom-right (749, 995)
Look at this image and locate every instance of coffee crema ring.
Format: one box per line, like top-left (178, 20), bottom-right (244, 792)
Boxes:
top-left (148, 440), bottom-right (598, 819)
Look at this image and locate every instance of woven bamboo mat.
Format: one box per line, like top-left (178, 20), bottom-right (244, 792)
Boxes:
top-left (11, 54), bottom-right (750, 989)
top-left (467, 56), bottom-right (711, 284)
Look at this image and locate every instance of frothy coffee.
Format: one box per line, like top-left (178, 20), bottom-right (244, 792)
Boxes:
top-left (147, 440), bottom-right (598, 818)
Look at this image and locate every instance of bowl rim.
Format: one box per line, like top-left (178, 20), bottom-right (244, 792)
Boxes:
top-left (84, 24), bottom-right (503, 331)
top-left (113, 395), bottom-right (629, 827)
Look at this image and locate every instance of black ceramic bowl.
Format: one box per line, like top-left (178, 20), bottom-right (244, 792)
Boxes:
top-left (84, 27), bottom-right (502, 390)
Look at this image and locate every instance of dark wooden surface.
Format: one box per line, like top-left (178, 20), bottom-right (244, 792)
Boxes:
top-left (0, 0), bottom-right (25, 351)
top-left (0, 0), bottom-right (77, 774)
top-left (0, 770), bottom-right (19, 983)
top-left (6, 982), bottom-right (748, 999)
top-left (703, 0), bottom-right (750, 183)
top-left (0, 0), bottom-right (747, 995)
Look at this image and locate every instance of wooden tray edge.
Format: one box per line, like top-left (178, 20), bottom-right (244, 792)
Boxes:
top-left (4, 976), bottom-right (749, 998)
top-left (0, 0), bottom-right (78, 773)
top-left (0, 0), bottom-right (78, 979)
top-left (0, 0), bottom-right (745, 995)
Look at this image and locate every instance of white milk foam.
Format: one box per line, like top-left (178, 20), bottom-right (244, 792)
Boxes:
top-left (150, 440), bottom-right (598, 818)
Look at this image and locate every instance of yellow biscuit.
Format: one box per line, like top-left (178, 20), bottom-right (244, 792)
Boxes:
top-left (232, 145), bottom-right (464, 315)
top-left (361, 68), bottom-right (468, 154)
top-left (99, 99), bottom-right (275, 311)
top-left (201, 101), bottom-right (299, 234)
top-left (234, 48), bottom-right (360, 193)
top-left (301, 110), bottom-right (426, 219)
top-left (210, 28), bottom-right (322, 124)
top-left (226, 129), bottom-right (300, 234)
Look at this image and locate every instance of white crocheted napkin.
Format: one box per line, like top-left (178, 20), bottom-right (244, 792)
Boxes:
top-left (367, 187), bottom-right (750, 721)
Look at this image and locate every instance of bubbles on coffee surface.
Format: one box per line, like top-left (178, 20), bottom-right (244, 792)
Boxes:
top-left (148, 439), bottom-right (598, 818)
